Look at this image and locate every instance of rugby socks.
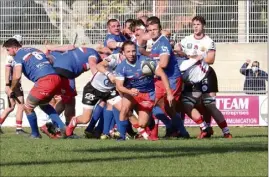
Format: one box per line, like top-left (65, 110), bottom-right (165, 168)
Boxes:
top-left (172, 113), bottom-right (189, 135)
top-left (85, 104), bottom-right (104, 132)
top-left (118, 120), bottom-right (128, 139)
top-left (102, 108), bottom-right (113, 135)
top-left (26, 111), bottom-right (40, 137)
top-left (40, 104), bottom-right (65, 129)
top-left (16, 120), bottom-right (22, 130)
top-left (203, 114), bottom-right (212, 127)
top-left (66, 117), bottom-right (78, 136)
top-left (150, 116), bottom-right (159, 138)
top-left (152, 106), bottom-right (172, 129)
top-left (218, 120), bottom-right (230, 134)
top-left (109, 118), bottom-right (116, 134)
top-left (0, 117), bottom-right (5, 126)
top-left (95, 113), bottom-right (104, 133)
top-left (133, 124), bottom-right (149, 140)
top-left (112, 107), bottom-right (121, 132)
top-left (194, 116), bottom-right (207, 130)
top-left (126, 121), bottom-right (137, 137)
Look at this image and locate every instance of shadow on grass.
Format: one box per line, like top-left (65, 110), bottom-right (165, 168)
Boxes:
top-left (72, 141), bottom-right (267, 153)
top-left (231, 134), bottom-right (268, 138)
top-left (1, 141), bottom-right (267, 167)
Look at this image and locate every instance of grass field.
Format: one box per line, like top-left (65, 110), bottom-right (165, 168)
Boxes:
top-left (0, 127), bottom-right (268, 176)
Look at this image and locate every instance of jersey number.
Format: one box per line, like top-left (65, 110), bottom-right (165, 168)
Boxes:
top-left (32, 52), bottom-right (43, 60)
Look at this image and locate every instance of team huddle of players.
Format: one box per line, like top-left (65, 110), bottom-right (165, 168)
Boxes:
top-left (1, 15), bottom-right (232, 140)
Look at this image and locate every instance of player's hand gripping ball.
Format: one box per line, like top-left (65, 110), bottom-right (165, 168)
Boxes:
top-left (141, 60), bottom-right (157, 76)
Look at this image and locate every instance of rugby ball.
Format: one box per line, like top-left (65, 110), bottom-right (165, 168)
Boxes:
top-left (141, 60), bottom-right (156, 75)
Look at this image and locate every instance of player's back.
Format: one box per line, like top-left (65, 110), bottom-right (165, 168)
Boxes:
top-left (52, 47), bottom-right (101, 79)
top-left (116, 56), bottom-right (155, 93)
top-left (14, 47), bottom-right (56, 82)
top-left (150, 35), bottom-right (181, 79)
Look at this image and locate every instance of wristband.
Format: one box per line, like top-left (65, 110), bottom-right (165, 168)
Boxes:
top-left (105, 71), bottom-right (111, 77)
top-left (6, 83), bottom-right (11, 87)
top-left (116, 42), bottom-right (123, 48)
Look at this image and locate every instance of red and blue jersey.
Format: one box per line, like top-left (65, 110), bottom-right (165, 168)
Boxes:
top-left (14, 47), bottom-right (56, 82)
top-left (104, 33), bottom-right (127, 54)
top-left (50, 47), bottom-right (101, 79)
top-left (150, 35), bottom-right (181, 79)
top-left (115, 56), bottom-right (156, 93)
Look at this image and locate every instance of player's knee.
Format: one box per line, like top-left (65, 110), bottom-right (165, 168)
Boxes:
top-left (23, 105), bottom-right (34, 114)
top-left (17, 104), bottom-right (24, 112)
top-left (139, 122), bottom-right (147, 128)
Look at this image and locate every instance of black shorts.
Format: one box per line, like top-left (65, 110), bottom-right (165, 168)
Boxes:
top-left (183, 66), bottom-right (219, 93)
top-left (82, 82), bottom-right (118, 107)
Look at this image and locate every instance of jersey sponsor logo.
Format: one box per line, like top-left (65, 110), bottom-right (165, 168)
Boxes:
top-left (84, 93), bottom-right (95, 101)
top-left (110, 90), bottom-right (116, 96)
top-left (161, 46), bottom-right (168, 52)
top-left (201, 46), bottom-right (206, 52)
top-left (187, 43), bottom-right (192, 49)
top-left (104, 78), bottom-right (114, 87)
top-left (201, 85), bottom-right (208, 92)
top-left (39, 91), bottom-right (49, 96)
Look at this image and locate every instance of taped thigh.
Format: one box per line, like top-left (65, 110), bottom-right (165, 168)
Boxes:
top-left (181, 92), bottom-right (201, 106)
top-left (202, 94), bottom-right (216, 106)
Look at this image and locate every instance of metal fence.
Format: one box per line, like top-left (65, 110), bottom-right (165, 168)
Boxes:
top-left (0, 0), bottom-right (267, 45)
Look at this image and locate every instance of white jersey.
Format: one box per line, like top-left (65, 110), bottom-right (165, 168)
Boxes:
top-left (146, 39), bottom-right (154, 52)
top-left (91, 54), bottom-right (123, 92)
top-left (180, 34), bottom-right (215, 83)
top-left (5, 55), bottom-right (16, 81)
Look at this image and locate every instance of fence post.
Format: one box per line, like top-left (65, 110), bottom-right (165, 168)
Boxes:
top-left (59, 0), bottom-right (63, 45)
top-left (246, 0), bottom-right (250, 43)
top-left (238, 0), bottom-right (247, 43)
top-left (153, 0), bottom-right (156, 16)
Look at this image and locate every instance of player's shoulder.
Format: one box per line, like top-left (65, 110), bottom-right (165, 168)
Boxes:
top-left (203, 35), bottom-right (214, 43)
top-left (115, 59), bottom-right (126, 71)
top-left (105, 33), bottom-right (116, 39)
top-left (181, 34), bottom-right (193, 41)
top-left (6, 55), bottom-right (14, 61)
top-left (76, 47), bottom-right (95, 54)
top-left (6, 55), bottom-right (14, 65)
top-left (159, 35), bottom-right (169, 43)
top-left (138, 55), bottom-right (150, 61)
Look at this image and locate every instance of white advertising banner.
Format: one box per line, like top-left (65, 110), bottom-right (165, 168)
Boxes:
top-left (0, 93), bottom-right (268, 127)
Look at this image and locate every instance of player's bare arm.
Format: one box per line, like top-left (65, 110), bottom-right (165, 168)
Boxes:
top-left (96, 46), bottom-right (112, 55)
top-left (115, 80), bottom-right (139, 96)
top-left (107, 41), bottom-right (123, 50)
top-left (159, 53), bottom-right (170, 69)
top-left (96, 60), bottom-right (116, 83)
top-left (5, 65), bottom-right (12, 94)
top-left (139, 47), bottom-right (151, 57)
top-left (204, 50), bottom-right (216, 64)
top-left (88, 57), bottom-right (98, 75)
top-left (174, 43), bottom-right (187, 57)
top-left (10, 65), bottom-right (22, 92)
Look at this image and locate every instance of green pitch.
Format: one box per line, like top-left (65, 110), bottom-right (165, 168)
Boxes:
top-left (0, 127), bottom-right (267, 176)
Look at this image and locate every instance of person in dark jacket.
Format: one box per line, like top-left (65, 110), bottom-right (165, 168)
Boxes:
top-left (240, 59), bottom-right (268, 94)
